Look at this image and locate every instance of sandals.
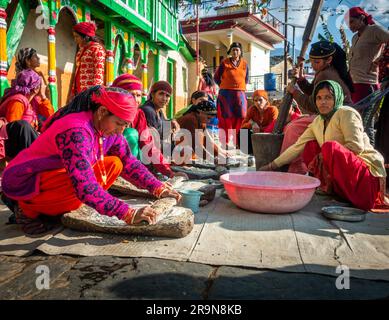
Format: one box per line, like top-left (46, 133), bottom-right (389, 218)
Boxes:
top-left (1, 192), bottom-right (61, 235)
top-left (14, 206), bottom-right (57, 235)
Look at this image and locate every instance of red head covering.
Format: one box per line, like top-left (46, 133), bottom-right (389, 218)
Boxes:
top-left (253, 89), bottom-right (269, 101)
top-left (91, 87), bottom-right (138, 123)
top-left (345, 7), bottom-right (375, 25)
top-left (73, 22), bottom-right (97, 37)
top-left (149, 81), bottom-right (172, 95)
top-left (111, 74), bottom-right (142, 91)
top-left (147, 80), bottom-right (173, 100)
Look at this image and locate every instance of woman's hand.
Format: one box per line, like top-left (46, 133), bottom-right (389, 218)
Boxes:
top-left (171, 120), bottom-right (180, 133)
top-left (292, 60), bottom-right (305, 79)
top-left (160, 187), bottom-right (182, 202)
top-left (286, 82), bottom-right (299, 95)
top-left (131, 206), bottom-right (158, 225)
top-left (172, 172), bottom-right (189, 180)
top-left (39, 85), bottom-right (47, 100)
top-left (258, 161), bottom-right (278, 171)
top-left (252, 122), bottom-right (261, 133)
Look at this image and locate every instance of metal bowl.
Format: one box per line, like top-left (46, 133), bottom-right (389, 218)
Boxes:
top-left (321, 206), bottom-right (367, 222)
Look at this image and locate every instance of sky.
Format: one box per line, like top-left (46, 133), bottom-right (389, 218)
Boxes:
top-left (268, 0), bottom-right (389, 53)
top-left (180, 0), bottom-right (389, 57)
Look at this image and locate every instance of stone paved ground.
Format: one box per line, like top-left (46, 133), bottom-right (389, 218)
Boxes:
top-left (1, 254), bottom-right (389, 300)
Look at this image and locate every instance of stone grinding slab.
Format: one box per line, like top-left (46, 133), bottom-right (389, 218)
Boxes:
top-left (171, 165), bottom-right (227, 180)
top-left (109, 176), bottom-right (218, 204)
top-left (61, 198), bottom-right (194, 238)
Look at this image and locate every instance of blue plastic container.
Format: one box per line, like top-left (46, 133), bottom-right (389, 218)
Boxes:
top-left (180, 190), bottom-right (203, 214)
top-left (264, 73), bottom-right (276, 91)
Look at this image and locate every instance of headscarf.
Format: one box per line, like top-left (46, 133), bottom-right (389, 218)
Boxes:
top-left (112, 74), bottom-right (142, 91)
top-left (309, 41), bottom-right (354, 93)
top-left (73, 22), bottom-right (97, 37)
top-left (313, 80), bottom-right (344, 121)
top-left (2, 69), bottom-right (41, 101)
top-left (91, 87), bottom-right (138, 123)
top-left (191, 90), bottom-right (207, 101)
top-left (345, 7), bottom-right (375, 25)
top-left (147, 80), bottom-right (172, 100)
top-left (309, 41), bottom-right (336, 59)
top-left (253, 89), bottom-right (269, 101)
top-left (227, 42), bottom-right (243, 55)
top-left (15, 48), bottom-right (37, 73)
top-left (184, 99), bottom-right (216, 116)
top-left (42, 86), bottom-right (137, 132)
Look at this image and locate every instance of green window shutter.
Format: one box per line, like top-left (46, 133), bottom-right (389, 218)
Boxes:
top-left (138, 0), bottom-right (145, 17)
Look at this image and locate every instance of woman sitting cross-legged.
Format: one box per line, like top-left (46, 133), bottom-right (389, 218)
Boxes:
top-left (1, 86), bottom-right (181, 235)
top-left (259, 80), bottom-right (388, 211)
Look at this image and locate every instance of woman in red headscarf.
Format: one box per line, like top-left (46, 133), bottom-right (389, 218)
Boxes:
top-left (346, 7), bottom-right (389, 103)
top-left (1, 86), bottom-right (181, 235)
top-left (111, 74), bottom-right (179, 178)
top-left (71, 22), bottom-right (106, 98)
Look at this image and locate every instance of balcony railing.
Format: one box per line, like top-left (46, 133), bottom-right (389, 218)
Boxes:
top-left (214, 4), bottom-right (284, 34)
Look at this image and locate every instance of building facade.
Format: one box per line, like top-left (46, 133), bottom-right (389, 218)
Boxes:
top-left (0, 0), bottom-right (193, 116)
top-left (180, 4), bottom-right (285, 96)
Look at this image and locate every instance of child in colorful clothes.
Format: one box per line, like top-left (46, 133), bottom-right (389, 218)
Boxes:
top-left (0, 69), bottom-right (54, 160)
top-left (111, 74), bottom-right (186, 179)
top-left (214, 42), bottom-right (249, 147)
top-left (1, 86), bottom-right (181, 235)
top-left (260, 80), bottom-right (388, 211)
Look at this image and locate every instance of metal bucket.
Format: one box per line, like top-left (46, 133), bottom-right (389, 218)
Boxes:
top-left (251, 133), bottom-right (284, 170)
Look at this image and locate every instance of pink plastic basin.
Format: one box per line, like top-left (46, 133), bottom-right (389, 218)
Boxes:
top-left (220, 171), bottom-right (320, 213)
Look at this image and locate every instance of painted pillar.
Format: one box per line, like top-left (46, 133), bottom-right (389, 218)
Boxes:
top-left (104, 21), bottom-right (114, 86)
top-left (126, 57), bottom-right (134, 75)
top-left (215, 45), bottom-right (220, 68)
top-left (0, 5), bottom-right (8, 95)
top-left (127, 34), bottom-right (135, 75)
top-left (154, 49), bottom-right (160, 82)
top-left (105, 50), bottom-right (114, 86)
top-left (47, 27), bottom-right (58, 110)
top-left (141, 61), bottom-right (148, 95)
top-left (227, 31), bottom-right (233, 46)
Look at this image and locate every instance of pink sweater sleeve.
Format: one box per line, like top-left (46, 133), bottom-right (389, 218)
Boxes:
top-left (106, 134), bottom-right (165, 192)
top-left (55, 127), bottom-right (130, 219)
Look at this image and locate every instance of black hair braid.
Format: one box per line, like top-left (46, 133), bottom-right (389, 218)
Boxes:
top-left (43, 86), bottom-right (132, 130)
top-left (43, 85), bottom-right (102, 130)
top-left (201, 69), bottom-right (215, 87)
top-left (331, 43), bottom-right (354, 93)
top-left (15, 48), bottom-right (37, 73)
top-left (75, 31), bottom-right (101, 44)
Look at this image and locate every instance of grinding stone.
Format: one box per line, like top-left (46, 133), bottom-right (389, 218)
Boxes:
top-left (61, 197), bottom-right (194, 238)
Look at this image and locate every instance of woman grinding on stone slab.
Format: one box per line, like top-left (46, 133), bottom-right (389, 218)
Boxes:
top-left (1, 86), bottom-right (181, 235)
